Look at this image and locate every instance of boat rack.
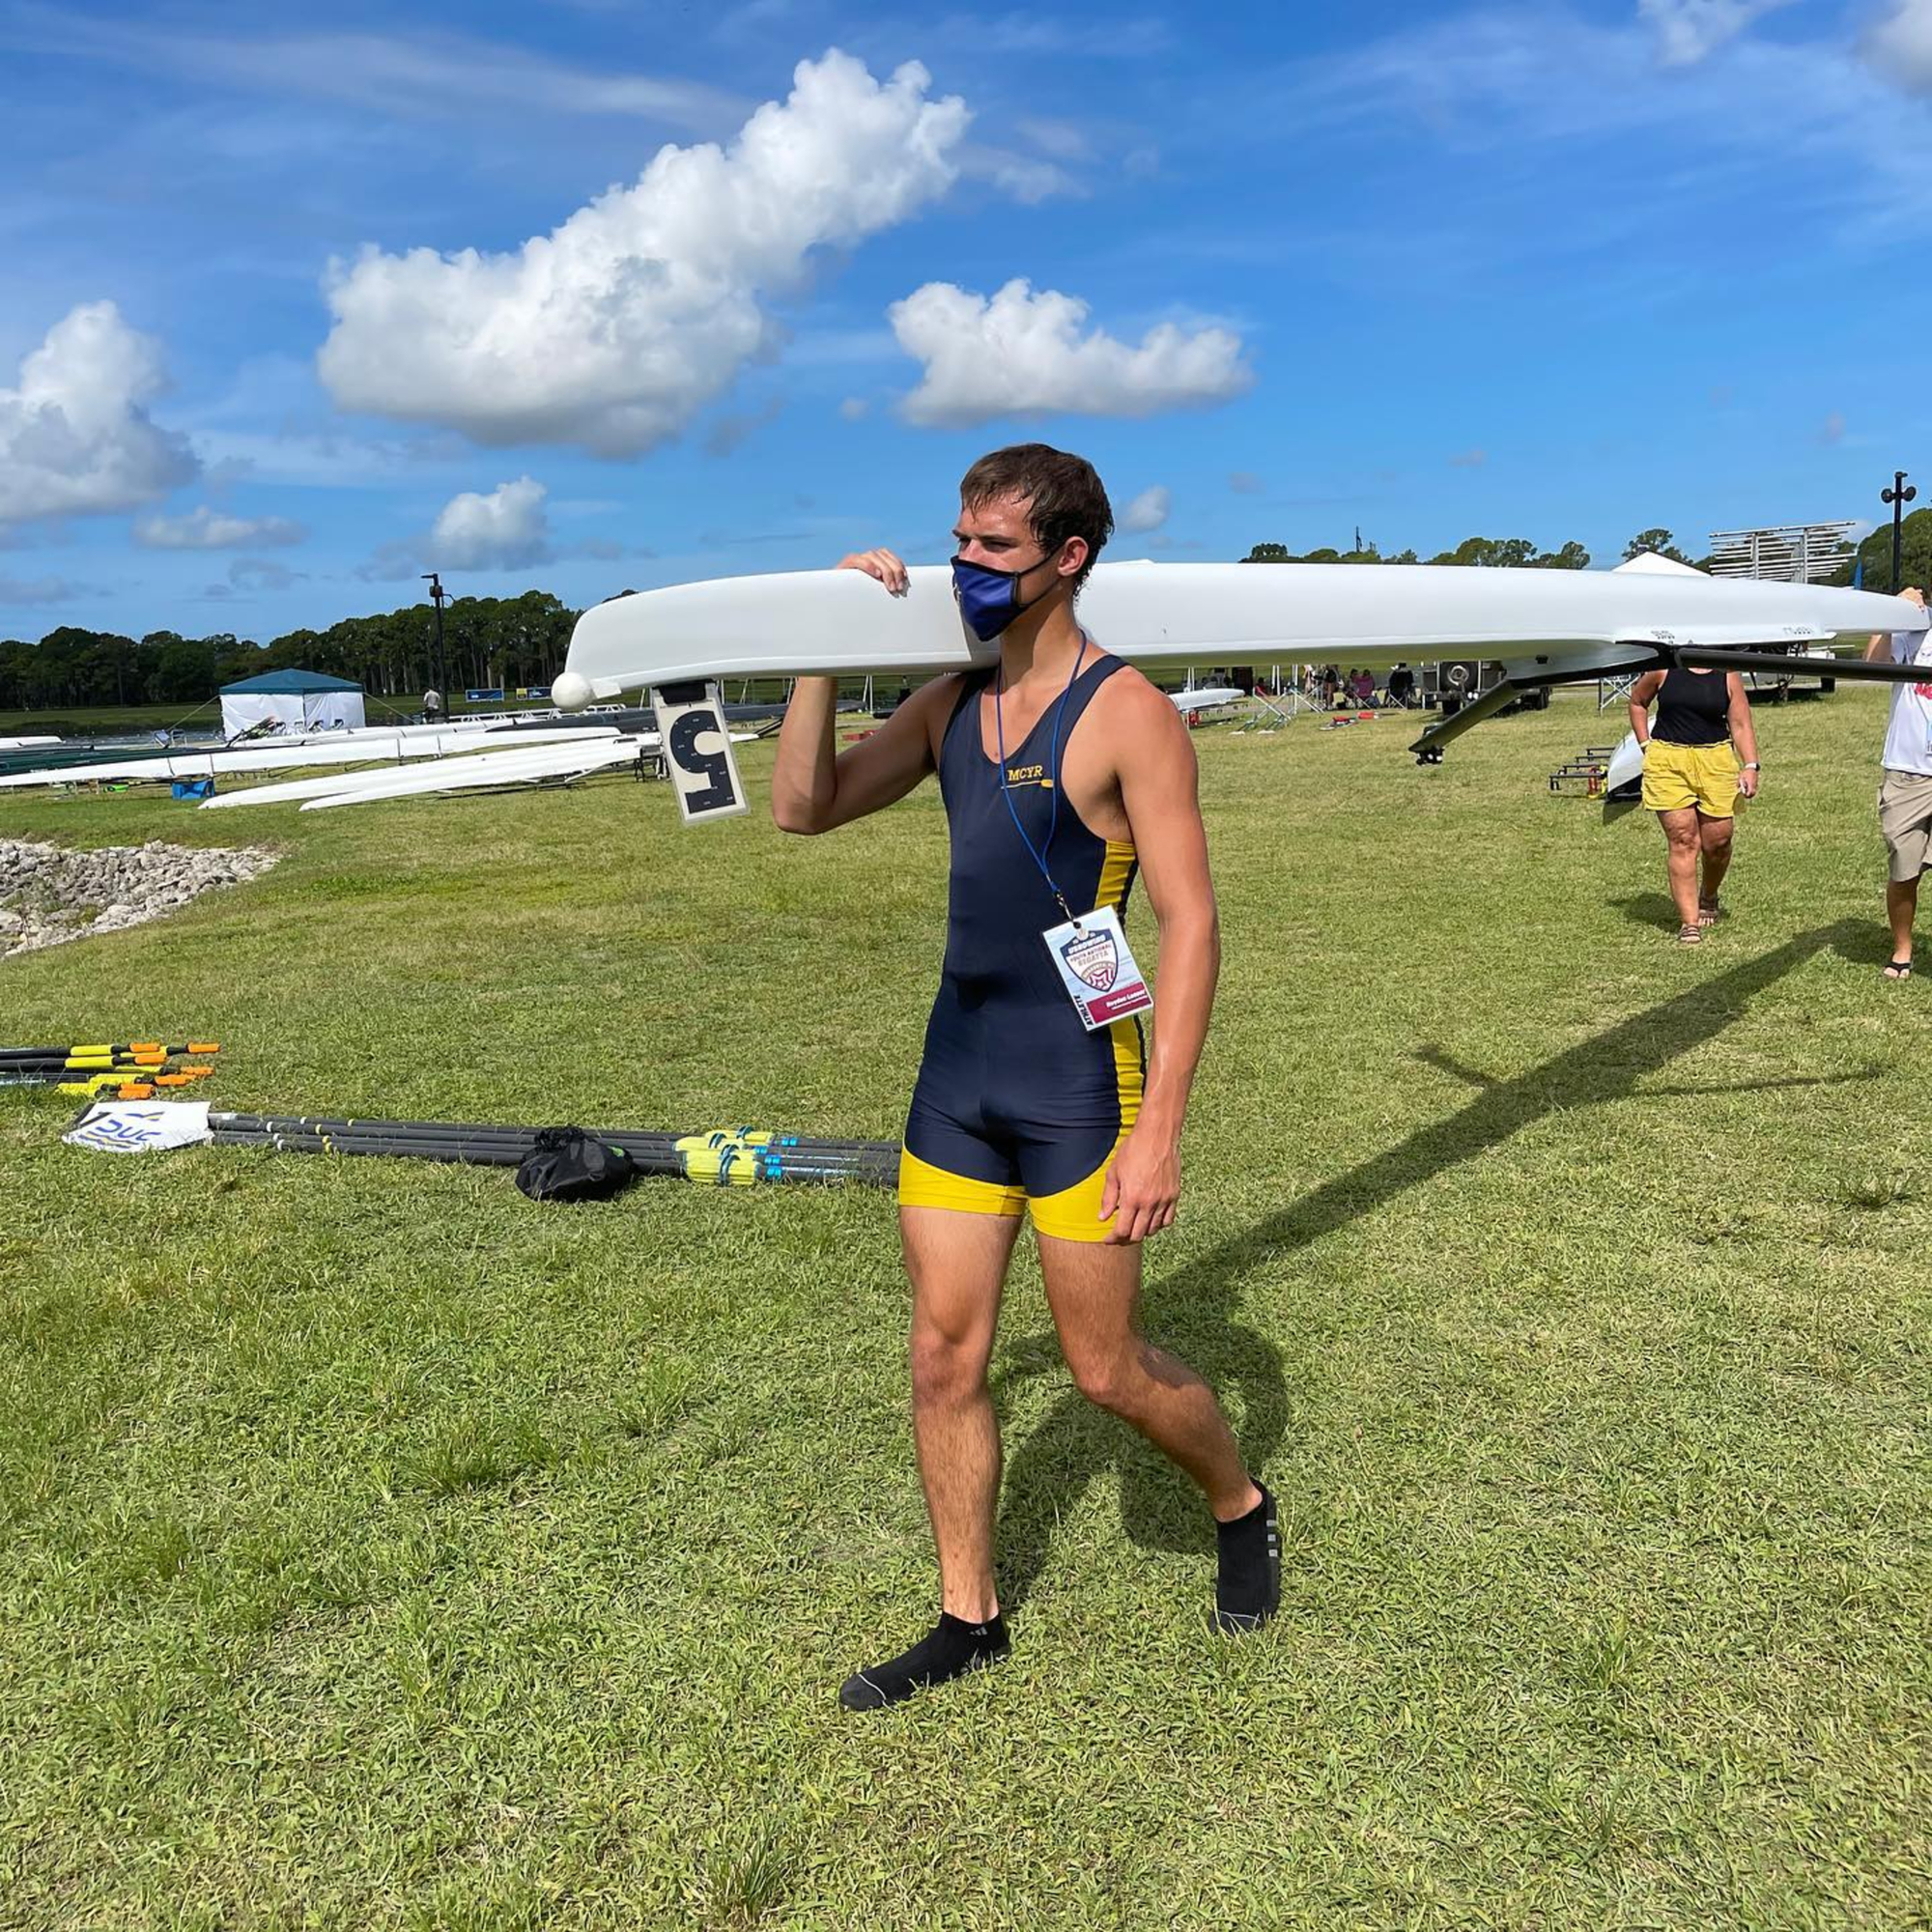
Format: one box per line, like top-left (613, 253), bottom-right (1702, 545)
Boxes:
top-left (1548, 746), bottom-right (1620, 795)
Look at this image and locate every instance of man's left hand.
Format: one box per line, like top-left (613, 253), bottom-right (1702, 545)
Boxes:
top-left (1100, 1127), bottom-right (1180, 1244)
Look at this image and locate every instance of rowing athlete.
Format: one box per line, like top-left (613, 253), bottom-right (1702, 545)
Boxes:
top-left (773, 443), bottom-right (1277, 1711)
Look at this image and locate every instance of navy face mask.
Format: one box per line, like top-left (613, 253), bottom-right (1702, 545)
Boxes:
top-left (951, 549), bottom-right (1065, 642)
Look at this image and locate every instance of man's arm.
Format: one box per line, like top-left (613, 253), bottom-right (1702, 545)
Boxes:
top-left (1867, 584), bottom-right (1926, 662)
top-left (770, 549), bottom-right (949, 835)
top-left (1101, 681), bottom-right (1219, 1244)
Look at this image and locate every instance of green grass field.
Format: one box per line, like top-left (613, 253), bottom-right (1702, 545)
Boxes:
top-left (2, 689), bottom-right (1927, 1929)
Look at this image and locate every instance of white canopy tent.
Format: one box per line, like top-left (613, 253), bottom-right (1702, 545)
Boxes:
top-left (219, 668), bottom-right (366, 738)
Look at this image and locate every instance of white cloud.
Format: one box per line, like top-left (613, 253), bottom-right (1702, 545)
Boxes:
top-left (927, 14), bottom-right (1174, 59)
top-left (229, 557), bottom-right (306, 592)
top-left (429, 477), bottom-right (553, 569)
top-left (890, 280), bottom-right (1251, 427)
top-left (838, 396), bottom-right (869, 421)
top-left (134, 505), bottom-right (307, 549)
top-left (1638, 0), bottom-right (1795, 66)
top-left (0, 573), bottom-right (83, 605)
top-left (0, 302), bottom-right (198, 526)
top-left (966, 145), bottom-right (1083, 204)
top-left (1280, 8), bottom-right (1932, 252)
top-left (1865, 0), bottom-right (1932, 90)
top-left (1121, 486), bottom-right (1170, 533)
top-left (7, 14), bottom-right (747, 135)
top-left (318, 52), bottom-right (970, 456)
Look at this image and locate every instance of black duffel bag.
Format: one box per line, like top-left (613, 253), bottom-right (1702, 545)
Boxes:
top-left (515, 1125), bottom-right (637, 1203)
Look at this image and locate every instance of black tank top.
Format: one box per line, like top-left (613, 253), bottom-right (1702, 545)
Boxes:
top-left (1653, 668), bottom-right (1731, 747)
top-left (934, 651), bottom-right (1137, 1005)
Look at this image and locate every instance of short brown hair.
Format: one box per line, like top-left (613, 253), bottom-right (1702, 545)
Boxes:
top-left (958, 442), bottom-right (1113, 591)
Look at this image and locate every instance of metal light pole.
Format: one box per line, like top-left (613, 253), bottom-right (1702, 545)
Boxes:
top-left (1882, 472), bottom-right (1917, 592)
top-left (422, 572), bottom-right (449, 713)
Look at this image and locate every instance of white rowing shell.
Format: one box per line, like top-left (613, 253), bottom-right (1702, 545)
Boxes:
top-left (298, 736), bottom-right (657, 810)
top-left (0, 724), bottom-right (614, 789)
top-left (1605, 731), bottom-right (1646, 793)
top-left (199, 730), bottom-right (634, 808)
top-left (557, 561), bottom-right (1925, 702)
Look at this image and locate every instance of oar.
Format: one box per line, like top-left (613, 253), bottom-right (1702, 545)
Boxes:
top-left (39, 1067), bottom-right (216, 1095)
top-left (213, 1121), bottom-right (895, 1168)
top-left (2, 1053), bottom-right (174, 1074)
top-left (210, 1111), bottom-right (894, 1160)
top-left (214, 1134), bottom-right (895, 1186)
top-left (210, 1122), bottom-right (895, 1184)
top-left (0, 1040), bottom-right (218, 1062)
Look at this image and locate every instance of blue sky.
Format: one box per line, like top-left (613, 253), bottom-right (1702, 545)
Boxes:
top-left (5, 0), bottom-right (1932, 642)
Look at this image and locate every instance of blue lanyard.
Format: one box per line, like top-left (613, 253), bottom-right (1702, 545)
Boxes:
top-left (993, 635), bottom-right (1088, 921)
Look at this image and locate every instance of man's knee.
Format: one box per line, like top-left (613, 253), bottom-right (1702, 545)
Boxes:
top-left (909, 1327), bottom-right (987, 1409)
top-left (1067, 1333), bottom-right (1176, 1414)
top-left (1065, 1346), bottom-right (1133, 1414)
top-left (1701, 821), bottom-right (1733, 852)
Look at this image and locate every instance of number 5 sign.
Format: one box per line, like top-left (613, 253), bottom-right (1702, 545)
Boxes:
top-left (651, 680), bottom-right (749, 824)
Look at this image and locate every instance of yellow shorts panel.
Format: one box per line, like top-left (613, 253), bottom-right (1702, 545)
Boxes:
top-left (1642, 738), bottom-right (1738, 817)
top-left (897, 1146), bottom-right (1025, 1218)
top-left (1026, 1134), bottom-right (1130, 1244)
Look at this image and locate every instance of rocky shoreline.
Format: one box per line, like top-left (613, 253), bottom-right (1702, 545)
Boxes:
top-left (1, 838), bottom-right (278, 959)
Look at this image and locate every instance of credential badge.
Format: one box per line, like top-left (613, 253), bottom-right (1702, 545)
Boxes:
top-left (1061, 925), bottom-right (1119, 992)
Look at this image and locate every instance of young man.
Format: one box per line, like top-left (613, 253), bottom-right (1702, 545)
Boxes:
top-left (772, 443), bottom-right (1277, 1711)
top-left (1866, 583), bottom-right (1932, 979)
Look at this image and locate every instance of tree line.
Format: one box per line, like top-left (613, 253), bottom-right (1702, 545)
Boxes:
top-left (1242, 528), bottom-right (1710, 571)
top-left (0, 589), bottom-right (582, 714)
top-left (1827, 505), bottom-right (1932, 593)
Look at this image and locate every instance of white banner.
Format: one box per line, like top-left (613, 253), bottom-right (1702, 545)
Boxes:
top-left (64, 1100), bottom-right (213, 1153)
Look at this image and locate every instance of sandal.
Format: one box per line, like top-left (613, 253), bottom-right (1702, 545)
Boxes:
top-left (1697, 896), bottom-right (1721, 927)
top-left (1677, 923), bottom-right (1703, 947)
top-left (1883, 957), bottom-right (1913, 980)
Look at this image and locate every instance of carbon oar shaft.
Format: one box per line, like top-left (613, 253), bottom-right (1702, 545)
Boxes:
top-left (1, 1041), bottom-right (217, 1062)
top-left (6, 1070), bottom-right (188, 1092)
top-left (3, 1056), bottom-right (174, 1074)
top-left (212, 1125), bottom-right (895, 1183)
top-left (213, 1123), bottom-right (891, 1165)
top-left (214, 1131), bottom-right (523, 1167)
top-left (210, 1111), bottom-right (893, 1158)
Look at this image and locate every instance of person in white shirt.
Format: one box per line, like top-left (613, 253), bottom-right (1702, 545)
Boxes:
top-left (1865, 585), bottom-right (1932, 980)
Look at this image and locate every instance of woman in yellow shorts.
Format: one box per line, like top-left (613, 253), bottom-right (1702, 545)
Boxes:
top-left (1628, 667), bottom-right (1762, 944)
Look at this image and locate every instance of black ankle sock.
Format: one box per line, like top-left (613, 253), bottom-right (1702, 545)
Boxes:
top-left (1214, 1482), bottom-right (1280, 1634)
top-left (838, 1611), bottom-right (1010, 1712)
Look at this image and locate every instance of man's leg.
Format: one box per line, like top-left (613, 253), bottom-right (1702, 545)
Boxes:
top-left (1036, 1233), bottom-right (1276, 1631)
top-left (1887, 875), bottom-right (1918, 971)
top-left (838, 1205), bottom-right (1019, 1711)
top-left (1660, 807), bottom-right (1702, 933)
top-left (901, 1205), bottom-right (1021, 1621)
top-left (1696, 811), bottom-right (1734, 916)
top-left (1879, 776), bottom-right (1924, 975)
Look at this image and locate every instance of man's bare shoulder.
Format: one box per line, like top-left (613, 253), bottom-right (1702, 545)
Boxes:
top-left (903, 668), bottom-right (968, 724)
top-left (1092, 662), bottom-right (1193, 741)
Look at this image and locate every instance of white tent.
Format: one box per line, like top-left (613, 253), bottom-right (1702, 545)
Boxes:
top-left (219, 669), bottom-right (367, 737)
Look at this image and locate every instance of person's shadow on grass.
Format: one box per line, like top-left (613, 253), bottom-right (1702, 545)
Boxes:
top-left (992, 918), bottom-right (1872, 1610)
top-left (1610, 891), bottom-right (1681, 933)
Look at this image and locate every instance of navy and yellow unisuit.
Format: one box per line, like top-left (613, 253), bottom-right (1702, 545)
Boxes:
top-left (899, 652), bottom-right (1146, 1241)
